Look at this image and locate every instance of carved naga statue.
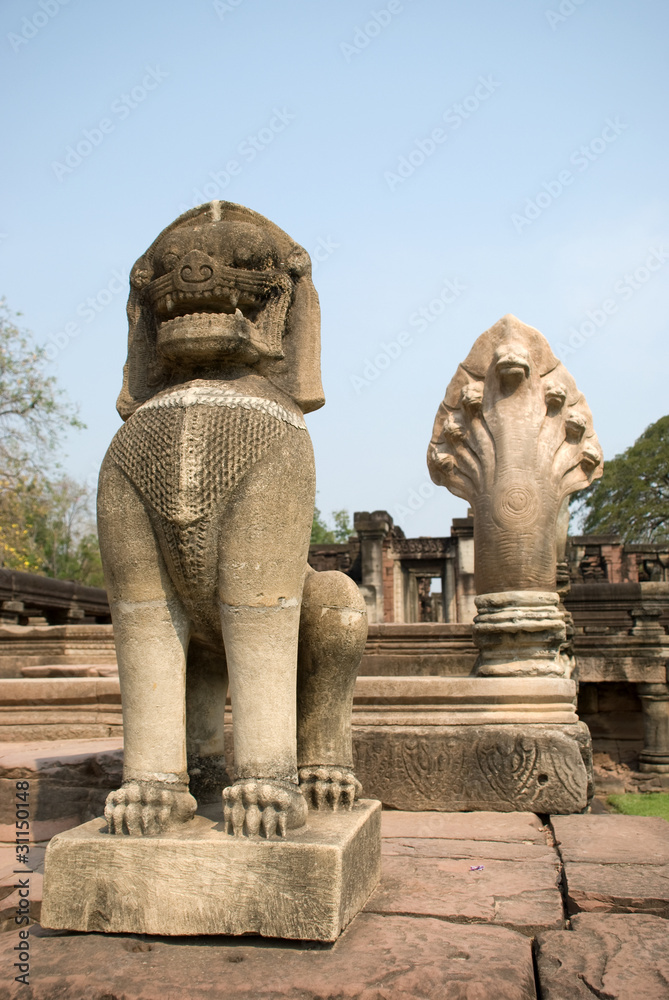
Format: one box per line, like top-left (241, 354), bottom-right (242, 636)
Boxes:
top-left (98, 201), bottom-right (367, 838)
top-left (428, 315), bottom-right (603, 676)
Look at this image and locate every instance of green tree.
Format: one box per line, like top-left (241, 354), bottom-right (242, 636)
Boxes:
top-left (311, 505), bottom-right (335, 543)
top-left (0, 299), bottom-right (83, 485)
top-left (571, 415), bottom-right (669, 542)
top-left (310, 505), bottom-right (352, 544)
top-left (0, 299), bottom-right (103, 584)
top-left (33, 477), bottom-right (104, 586)
top-left (331, 509), bottom-right (352, 543)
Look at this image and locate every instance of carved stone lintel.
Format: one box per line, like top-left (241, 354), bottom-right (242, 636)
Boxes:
top-left (353, 721), bottom-right (592, 813)
top-left (638, 682), bottom-right (669, 772)
top-left (472, 591), bottom-right (568, 677)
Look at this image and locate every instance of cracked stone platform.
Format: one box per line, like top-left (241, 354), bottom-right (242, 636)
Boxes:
top-left (552, 814), bottom-right (669, 919)
top-left (367, 811), bottom-right (563, 936)
top-left (536, 913), bottom-right (669, 1000)
top-left (1, 805), bottom-right (668, 997)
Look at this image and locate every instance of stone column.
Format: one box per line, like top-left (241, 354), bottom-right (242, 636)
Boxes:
top-left (354, 511), bottom-right (392, 624)
top-left (472, 591), bottom-right (568, 676)
top-left (638, 683), bottom-right (669, 773)
top-left (443, 556), bottom-right (457, 622)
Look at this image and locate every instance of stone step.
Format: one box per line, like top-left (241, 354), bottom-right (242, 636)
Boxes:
top-left (0, 675), bottom-right (578, 740)
top-left (20, 665), bottom-right (118, 678)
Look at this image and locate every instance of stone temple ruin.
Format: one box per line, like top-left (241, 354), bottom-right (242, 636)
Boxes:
top-left (0, 204), bottom-right (668, 990)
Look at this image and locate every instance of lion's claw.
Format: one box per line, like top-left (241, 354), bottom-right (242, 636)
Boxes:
top-left (298, 766), bottom-right (362, 810)
top-left (104, 781), bottom-right (196, 836)
top-left (222, 779), bottom-right (307, 838)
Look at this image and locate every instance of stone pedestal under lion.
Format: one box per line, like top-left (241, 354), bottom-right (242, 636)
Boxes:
top-left (41, 201), bottom-right (381, 941)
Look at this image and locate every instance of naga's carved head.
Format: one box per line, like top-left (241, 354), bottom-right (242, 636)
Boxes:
top-left (117, 201), bottom-right (323, 419)
top-left (427, 313), bottom-right (603, 504)
top-left (427, 314), bottom-right (604, 593)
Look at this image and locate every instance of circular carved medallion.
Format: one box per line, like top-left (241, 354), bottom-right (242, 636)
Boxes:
top-left (492, 475), bottom-right (540, 529)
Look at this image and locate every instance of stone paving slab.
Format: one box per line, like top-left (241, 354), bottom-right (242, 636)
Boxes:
top-left (564, 862), bottom-right (669, 918)
top-left (382, 837), bottom-right (555, 861)
top-left (554, 813), bottom-right (669, 920)
top-left (365, 855), bottom-right (563, 936)
top-left (381, 810), bottom-right (548, 843)
top-left (535, 913), bottom-right (669, 1000)
top-left (552, 814), bottom-right (669, 863)
top-left (0, 845), bottom-right (46, 885)
top-left (0, 914), bottom-right (537, 1000)
top-left (0, 739), bottom-right (124, 842)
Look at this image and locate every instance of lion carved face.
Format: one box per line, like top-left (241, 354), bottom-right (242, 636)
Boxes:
top-left (118, 202), bottom-right (324, 419)
top-left (133, 219), bottom-right (299, 368)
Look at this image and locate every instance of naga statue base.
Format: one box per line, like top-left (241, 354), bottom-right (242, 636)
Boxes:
top-left (351, 677), bottom-right (593, 813)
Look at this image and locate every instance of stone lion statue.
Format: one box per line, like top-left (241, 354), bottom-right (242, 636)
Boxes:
top-left (98, 201), bottom-right (367, 838)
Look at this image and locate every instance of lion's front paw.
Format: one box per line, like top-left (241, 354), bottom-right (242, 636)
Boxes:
top-left (222, 779), bottom-right (308, 838)
top-left (104, 781), bottom-right (197, 836)
top-left (298, 766), bottom-right (362, 811)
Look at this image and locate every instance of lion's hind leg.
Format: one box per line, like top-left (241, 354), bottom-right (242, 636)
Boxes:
top-left (297, 569), bottom-right (367, 810)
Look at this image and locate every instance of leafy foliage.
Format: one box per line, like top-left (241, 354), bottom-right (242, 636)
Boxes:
top-left (0, 475), bottom-right (104, 585)
top-left (0, 299), bottom-right (83, 484)
top-left (310, 506), bottom-right (352, 544)
top-left (571, 415), bottom-right (669, 542)
top-left (0, 300), bottom-right (103, 584)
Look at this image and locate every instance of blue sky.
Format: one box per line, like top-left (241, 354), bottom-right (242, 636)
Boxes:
top-left (2, 0), bottom-right (667, 537)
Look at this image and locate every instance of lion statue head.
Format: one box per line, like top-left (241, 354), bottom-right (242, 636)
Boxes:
top-left (117, 201), bottom-right (324, 420)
